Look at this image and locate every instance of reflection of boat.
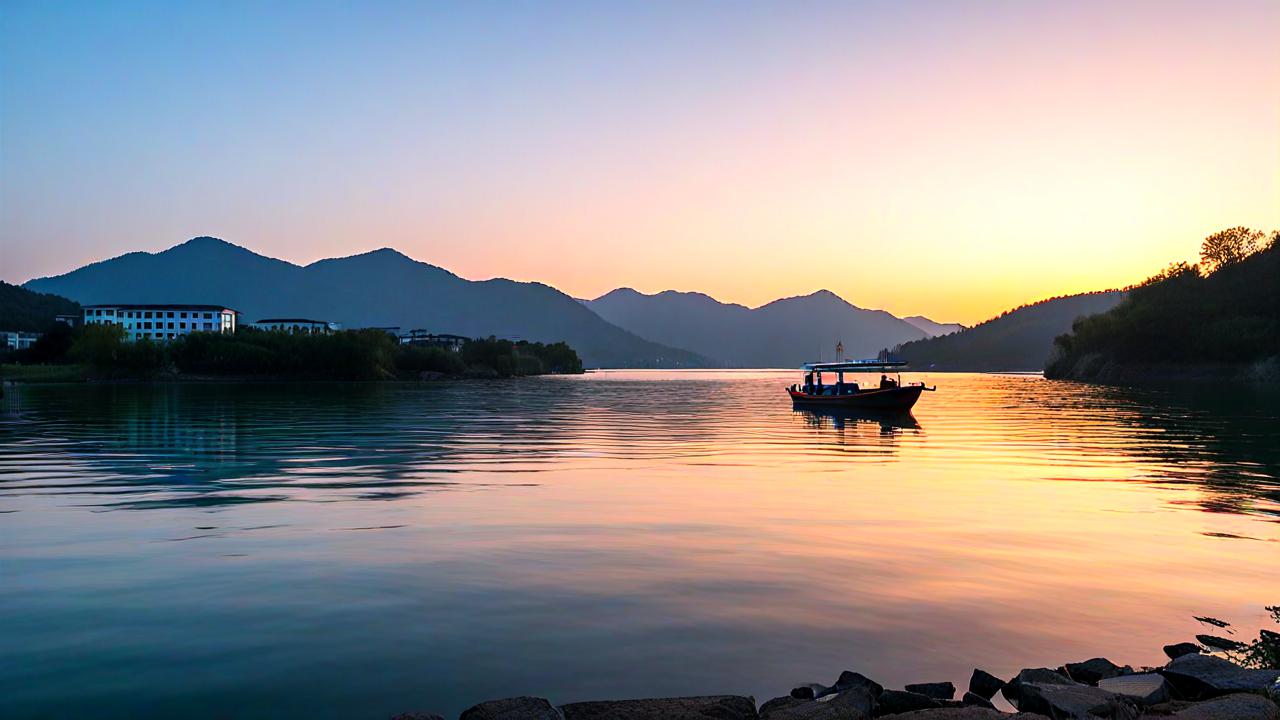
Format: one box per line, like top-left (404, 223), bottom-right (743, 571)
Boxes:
top-left (797, 406), bottom-right (921, 432)
top-left (787, 359), bottom-right (934, 411)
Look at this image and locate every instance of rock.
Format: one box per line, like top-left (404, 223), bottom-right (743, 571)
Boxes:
top-left (833, 671), bottom-right (885, 698)
top-left (759, 688), bottom-right (875, 720)
top-left (791, 684), bottom-right (831, 700)
top-left (560, 696), bottom-right (757, 720)
top-left (875, 710), bottom-right (1050, 720)
top-left (1196, 634), bottom-right (1248, 652)
top-left (960, 692), bottom-right (995, 710)
top-left (1014, 682), bottom-right (1138, 719)
top-left (1160, 653), bottom-right (1280, 700)
top-left (1169, 693), bottom-right (1280, 719)
top-left (874, 690), bottom-right (940, 715)
top-left (1063, 658), bottom-right (1125, 685)
top-left (967, 670), bottom-right (1005, 701)
top-left (903, 683), bottom-right (955, 701)
top-left (1001, 668), bottom-right (1078, 707)
top-left (1097, 672), bottom-right (1171, 705)
top-left (461, 697), bottom-right (564, 720)
top-left (1165, 643), bottom-right (1203, 660)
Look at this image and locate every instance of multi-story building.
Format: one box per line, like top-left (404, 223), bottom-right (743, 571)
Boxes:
top-left (250, 318), bottom-right (339, 334)
top-left (1, 331), bottom-right (41, 351)
top-left (400, 330), bottom-right (468, 352)
top-left (82, 304), bottom-right (238, 342)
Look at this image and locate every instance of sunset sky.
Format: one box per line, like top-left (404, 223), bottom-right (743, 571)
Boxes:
top-left (2, 0), bottom-right (1277, 324)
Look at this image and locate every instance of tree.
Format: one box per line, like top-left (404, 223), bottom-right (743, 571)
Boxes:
top-left (1200, 226), bottom-right (1265, 273)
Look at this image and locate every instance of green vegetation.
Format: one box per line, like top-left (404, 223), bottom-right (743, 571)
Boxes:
top-left (1047, 228), bottom-right (1279, 379)
top-left (890, 290), bottom-right (1125, 371)
top-left (2, 325), bottom-right (583, 382)
top-left (0, 281), bottom-right (79, 332)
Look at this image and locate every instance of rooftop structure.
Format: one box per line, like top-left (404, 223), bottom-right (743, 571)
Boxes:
top-left (250, 318), bottom-right (339, 335)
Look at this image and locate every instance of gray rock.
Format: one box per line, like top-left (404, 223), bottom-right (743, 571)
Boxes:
top-left (1169, 693), bottom-right (1280, 719)
top-left (1001, 668), bottom-right (1078, 707)
top-left (1063, 658), bottom-right (1124, 685)
top-left (1160, 653), bottom-right (1280, 700)
top-left (967, 670), bottom-right (1005, 701)
top-left (875, 690), bottom-right (939, 715)
top-left (833, 672), bottom-right (884, 698)
top-left (759, 688), bottom-right (874, 720)
top-left (875, 710), bottom-right (1049, 720)
top-left (1096, 672), bottom-right (1170, 705)
top-left (1015, 682), bottom-right (1138, 719)
top-left (1165, 642), bottom-right (1203, 660)
top-left (560, 695), bottom-right (757, 720)
top-left (960, 692), bottom-right (995, 710)
top-left (792, 684), bottom-right (831, 700)
top-left (461, 697), bottom-right (564, 720)
top-left (903, 683), bottom-right (955, 701)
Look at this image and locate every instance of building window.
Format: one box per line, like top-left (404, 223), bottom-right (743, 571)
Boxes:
top-left (180, 312), bottom-right (187, 318)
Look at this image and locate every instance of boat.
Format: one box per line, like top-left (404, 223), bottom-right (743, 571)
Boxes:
top-left (787, 358), bottom-right (934, 411)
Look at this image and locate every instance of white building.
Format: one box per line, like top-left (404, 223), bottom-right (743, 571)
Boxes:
top-left (400, 330), bottom-right (468, 352)
top-left (82, 304), bottom-right (238, 342)
top-left (1, 331), bottom-right (40, 351)
top-left (250, 318), bottom-right (339, 334)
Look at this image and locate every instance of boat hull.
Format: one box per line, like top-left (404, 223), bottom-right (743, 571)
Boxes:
top-left (788, 384), bottom-right (925, 411)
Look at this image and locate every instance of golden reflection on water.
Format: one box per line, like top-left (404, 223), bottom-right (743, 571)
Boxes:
top-left (0, 371), bottom-right (1277, 718)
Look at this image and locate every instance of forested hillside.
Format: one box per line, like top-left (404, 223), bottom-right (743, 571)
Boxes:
top-left (0, 281), bottom-right (80, 331)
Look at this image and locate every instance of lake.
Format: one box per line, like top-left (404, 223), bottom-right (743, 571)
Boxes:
top-left (2, 372), bottom-right (1278, 718)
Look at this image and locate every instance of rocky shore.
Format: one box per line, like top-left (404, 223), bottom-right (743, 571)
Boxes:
top-left (392, 642), bottom-right (1280, 720)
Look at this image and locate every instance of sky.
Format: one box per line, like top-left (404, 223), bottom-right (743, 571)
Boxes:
top-left (2, 0), bottom-right (1277, 324)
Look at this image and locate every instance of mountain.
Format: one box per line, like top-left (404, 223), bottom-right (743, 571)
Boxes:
top-left (1047, 236), bottom-right (1279, 382)
top-left (903, 315), bottom-right (964, 337)
top-left (892, 290), bottom-right (1126, 371)
top-left (0, 281), bottom-right (80, 332)
top-left (22, 237), bottom-right (708, 368)
top-left (586, 287), bottom-right (928, 367)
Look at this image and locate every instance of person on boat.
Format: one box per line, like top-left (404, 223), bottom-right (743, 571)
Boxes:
top-left (880, 374), bottom-right (897, 389)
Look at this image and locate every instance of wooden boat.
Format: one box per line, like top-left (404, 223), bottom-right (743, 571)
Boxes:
top-left (787, 359), bottom-right (934, 411)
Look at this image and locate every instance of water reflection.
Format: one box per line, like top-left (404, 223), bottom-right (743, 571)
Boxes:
top-left (796, 407), bottom-right (921, 434)
top-left (1, 372), bottom-right (1278, 719)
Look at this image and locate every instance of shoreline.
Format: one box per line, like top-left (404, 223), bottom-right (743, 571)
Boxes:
top-left (400, 643), bottom-right (1278, 720)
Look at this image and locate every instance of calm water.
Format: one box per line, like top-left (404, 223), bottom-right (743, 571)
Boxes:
top-left (2, 372), bottom-right (1278, 719)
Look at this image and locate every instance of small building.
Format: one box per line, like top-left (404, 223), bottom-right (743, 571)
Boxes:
top-left (250, 318), bottom-right (339, 335)
top-left (82, 304), bottom-right (238, 342)
top-left (1, 331), bottom-right (40, 351)
top-left (55, 315), bottom-right (79, 327)
top-left (400, 330), bottom-right (468, 352)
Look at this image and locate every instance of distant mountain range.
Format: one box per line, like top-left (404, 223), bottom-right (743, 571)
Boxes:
top-left (902, 316), bottom-right (964, 337)
top-left (892, 290), bottom-right (1126, 371)
top-left (22, 237), bottom-right (706, 368)
top-left (586, 288), bottom-right (940, 368)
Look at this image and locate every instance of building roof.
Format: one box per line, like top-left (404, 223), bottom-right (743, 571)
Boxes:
top-left (84, 304), bottom-right (238, 312)
top-left (253, 318), bottom-right (331, 324)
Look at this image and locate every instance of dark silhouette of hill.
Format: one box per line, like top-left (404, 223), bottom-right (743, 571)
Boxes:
top-left (893, 291), bottom-right (1125, 371)
top-left (903, 316), bottom-right (964, 337)
top-left (22, 237), bottom-right (708, 368)
top-left (0, 281), bottom-right (80, 332)
top-left (587, 288), bottom-right (928, 367)
top-left (1048, 233), bottom-right (1279, 381)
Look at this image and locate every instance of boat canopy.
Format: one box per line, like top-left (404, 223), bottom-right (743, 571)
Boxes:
top-left (800, 359), bottom-right (909, 372)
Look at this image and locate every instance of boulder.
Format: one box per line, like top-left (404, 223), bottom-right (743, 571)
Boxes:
top-left (1063, 658), bottom-right (1124, 685)
top-left (873, 709), bottom-right (1049, 719)
top-left (833, 672), bottom-right (884, 698)
top-left (1001, 668), bottom-right (1078, 707)
top-left (461, 697), bottom-right (563, 720)
top-left (1014, 682), bottom-right (1138, 719)
top-left (874, 690), bottom-right (940, 715)
top-left (960, 692), bottom-right (995, 710)
top-left (967, 670), bottom-right (1005, 701)
top-left (759, 687), bottom-right (875, 720)
top-left (903, 683), bottom-right (955, 701)
top-left (1169, 693), bottom-right (1280, 719)
top-left (560, 696), bottom-right (757, 720)
top-left (1097, 672), bottom-right (1171, 705)
top-left (791, 684), bottom-right (831, 700)
top-left (1159, 653), bottom-right (1280, 700)
top-left (1165, 643), bottom-right (1203, 660)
